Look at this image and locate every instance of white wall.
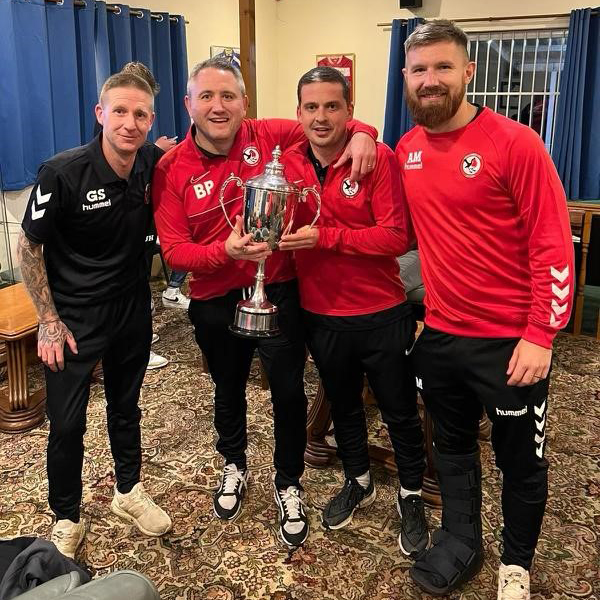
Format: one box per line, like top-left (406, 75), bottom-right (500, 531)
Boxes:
top-left (270, 0), bottom-right (581, 130)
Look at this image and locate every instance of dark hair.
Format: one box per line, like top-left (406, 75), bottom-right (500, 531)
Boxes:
top-left (405, 19), bottom-right (469, 58)
top-left (297, 66), bottom-right (351, 105)
top-left (99, 73), bottom-right (154, 106)
top-left (121, 62), bottom-right (160, 95)
top-left (187, 57), bottom-right (246, 95)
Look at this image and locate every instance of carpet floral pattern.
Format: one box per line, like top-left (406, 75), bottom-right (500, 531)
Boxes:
top-left (0, 286), bottom-right (598, 600)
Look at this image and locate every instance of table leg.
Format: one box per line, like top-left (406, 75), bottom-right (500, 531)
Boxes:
top-left (304, 382), bottom-right (337, 467)
top-left (0, 337), bottom-right (46, 433)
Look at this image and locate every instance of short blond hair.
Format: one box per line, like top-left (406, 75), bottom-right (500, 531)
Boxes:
top-left (99, 73), bottom-right (154, 107)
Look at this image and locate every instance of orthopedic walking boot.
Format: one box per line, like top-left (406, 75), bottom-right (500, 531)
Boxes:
top-left (410, 448), bottom-right (484, 595)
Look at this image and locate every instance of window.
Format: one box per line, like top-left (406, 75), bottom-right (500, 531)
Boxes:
top-left (467, 29), bottom-right (568, 153)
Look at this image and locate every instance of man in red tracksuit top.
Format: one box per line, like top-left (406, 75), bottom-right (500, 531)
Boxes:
top-left (278, 66), bottom-right (429, 557)
top-left (394, 21), bottom-right (574, 599)
top-left (151, 57), bottom-right (377, 547)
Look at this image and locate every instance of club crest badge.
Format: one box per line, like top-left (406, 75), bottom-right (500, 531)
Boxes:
top-left (242, 146), bottom-right (260, 166)
top-left (341, 178), bottom-right (359, 198)
top-left (461, 153), bottom-right (483, 178)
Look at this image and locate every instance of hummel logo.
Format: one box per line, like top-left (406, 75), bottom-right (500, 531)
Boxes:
top-left (31, 186), bottom-right (52, 221)
top-left (415, 377), bottom-right (423, 390)
top-left (551, 283), bottom-right (570, 301)
top-left (534, 400), bottom-right (546, 418)
top-left (496, 406), bottom-right (528, 417)
top-left (550, 265), bottom-right (569, 283)
top-left (534, 398), bottom-right (547, 459)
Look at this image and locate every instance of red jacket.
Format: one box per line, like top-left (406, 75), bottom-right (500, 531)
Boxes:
top-left (282, 140), bottom-right (411, 316)
top-left (152, 118), bottom-right (376, 300)
top-left (396, 107), bottom-right (574, 348)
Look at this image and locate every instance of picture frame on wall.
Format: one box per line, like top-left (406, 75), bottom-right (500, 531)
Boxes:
top-left (316, 53), bottom-right (355, 102)
top-left (210, 46), bottom-right (241, 70)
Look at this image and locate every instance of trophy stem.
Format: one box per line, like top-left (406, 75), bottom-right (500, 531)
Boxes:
top-left (229, 259), bottom-right (279, 338)
top-left (249, 260), bottom-right (268, 307)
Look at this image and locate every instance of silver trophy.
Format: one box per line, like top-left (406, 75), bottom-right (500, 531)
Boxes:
top-left (219, 146), bottom-right (320, 337)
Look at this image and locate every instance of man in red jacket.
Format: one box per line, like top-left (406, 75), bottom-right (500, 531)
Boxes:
top-left (395, 20), bottom-right (574, 599)
top-left (278, 67), bottom-right (429, 557)
top-left (152, 57), bottom-right (377, 547)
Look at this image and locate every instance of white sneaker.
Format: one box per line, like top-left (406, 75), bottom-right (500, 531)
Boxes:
top-left (111, 482), bottom-right (172, 536)
top-left (273, 481), bottom-right (309, 547)
top-left (162, 287), bottom-right (190, 310)
top-left (147, 351), bottom-right (168, 370)
top-left (151, 333), bottom-right (159, 345)
top-left (498, 563), bottom-right (530, 600)
top-left (213, 464), bottom-right (249, 520)
top-left (50, 519), bottom-right (85, 559)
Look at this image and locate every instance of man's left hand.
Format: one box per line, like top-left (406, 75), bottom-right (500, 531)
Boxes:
top-left (506, 339), bottom-right (552, 387)
top-left (279, 226), bottom-right (319, 250)
top-left (333, 132), bottom-right (376, 181)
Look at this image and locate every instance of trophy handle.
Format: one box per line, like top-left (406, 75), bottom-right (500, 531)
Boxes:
top-left (300, 185), bottom-right (321, 229)
top-left (219, 173), bottom-right (244, 233)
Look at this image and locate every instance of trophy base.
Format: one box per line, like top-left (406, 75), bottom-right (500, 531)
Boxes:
top-left (230, 299), bottom-right (279, 338)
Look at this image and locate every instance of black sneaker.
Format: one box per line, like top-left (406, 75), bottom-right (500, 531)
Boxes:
top-left (322, 477), bottom-right (376, 530)
top-left (213, 464), bottom-right (248, 520)
top-left (397, 493), bottom-right (430, 558)
top-left (274, 484), bottom-right (309, 547)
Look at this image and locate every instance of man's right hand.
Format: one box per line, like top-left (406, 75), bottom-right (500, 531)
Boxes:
top-left (38, 320), bottom-right (78, 372)
top-left (225, 215), bottom-right (272, 262)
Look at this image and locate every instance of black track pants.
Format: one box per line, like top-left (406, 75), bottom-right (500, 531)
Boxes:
top-left (189, 280), bottom-right (308, 489)
top-left (412, 326), bottom-right (550, 570)
top-left (46, 280), bottom-right (152, 521)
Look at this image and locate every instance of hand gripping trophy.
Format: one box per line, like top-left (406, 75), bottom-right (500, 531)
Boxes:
top-left (219, 146), bottom-right (320, 337)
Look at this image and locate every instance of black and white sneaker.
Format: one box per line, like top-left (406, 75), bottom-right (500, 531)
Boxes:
top-left (213, 464), bottom-right (248, 520)
top-left (397, 493), bottom-right (430, 558)
top-left (274, 483), bottom-right (309, 547)
top-left (322, 477), bottom-right (376, 530)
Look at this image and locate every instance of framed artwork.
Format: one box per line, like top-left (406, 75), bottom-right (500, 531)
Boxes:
top-left (210, 46), bottom-right (241, 70)
top-left (316, 53), bottom-right (355, 102)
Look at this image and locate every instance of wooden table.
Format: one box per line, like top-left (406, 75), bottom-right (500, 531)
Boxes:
top-left (0, 283), bottom-right (46, 432)
top-left (568, 201), bottom-right (600, 337)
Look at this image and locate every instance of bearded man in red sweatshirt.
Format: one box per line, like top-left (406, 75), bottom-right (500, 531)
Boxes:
top-left (395, 20), bottom-right (574, 599)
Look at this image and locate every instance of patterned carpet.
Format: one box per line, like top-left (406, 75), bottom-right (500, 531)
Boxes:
top-left (0, 285), bottom-right (598, 600)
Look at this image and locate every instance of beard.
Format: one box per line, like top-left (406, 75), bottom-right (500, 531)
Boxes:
top-left (404, 84), bottom-right (465, 129)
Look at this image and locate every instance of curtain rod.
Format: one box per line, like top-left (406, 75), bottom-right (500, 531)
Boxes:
top-left (377, 12), bottom-right (595, 27)
top-left (44, 0), bottom-right (189, 24)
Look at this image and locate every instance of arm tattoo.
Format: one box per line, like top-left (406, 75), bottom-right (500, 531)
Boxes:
top-left (16, 229), bottom-right (59, 323)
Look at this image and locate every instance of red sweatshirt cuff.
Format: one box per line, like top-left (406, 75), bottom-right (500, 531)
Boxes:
top-left (316, 227), bottom-right (339, 250)
top-left (522, 323), bottom-right (557, 349)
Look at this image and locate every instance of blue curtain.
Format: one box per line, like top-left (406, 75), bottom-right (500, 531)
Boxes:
top-left (151, 12), bottom-right (176, 139)
top-left (107, 3), bottom-right (132, 73)
top-left (75, 1), bottom-right (99, 143)
top-left (383, 18), bottom-right (423, 149)
top-left (94, 2), bottom-right (111, 99)
top-left (0, 1), bottom-right (188, 191)
top-left (0, 0), bottom-right (54, 190)
top-left (130, 7), bottom-right (156, 142)
top-left (46, 0), bottom-right (81, 154)
top-left (170, 15), bottom-right (189, 141)
top-left (552, 8), bottom-right (600, 200)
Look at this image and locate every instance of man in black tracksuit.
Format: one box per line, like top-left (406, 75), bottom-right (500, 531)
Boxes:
top-left (18, 72), bottom-right (171, 559)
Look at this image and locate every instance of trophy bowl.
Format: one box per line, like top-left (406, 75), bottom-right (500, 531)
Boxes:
top-left (219, 145), bottom-right (320, 338)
